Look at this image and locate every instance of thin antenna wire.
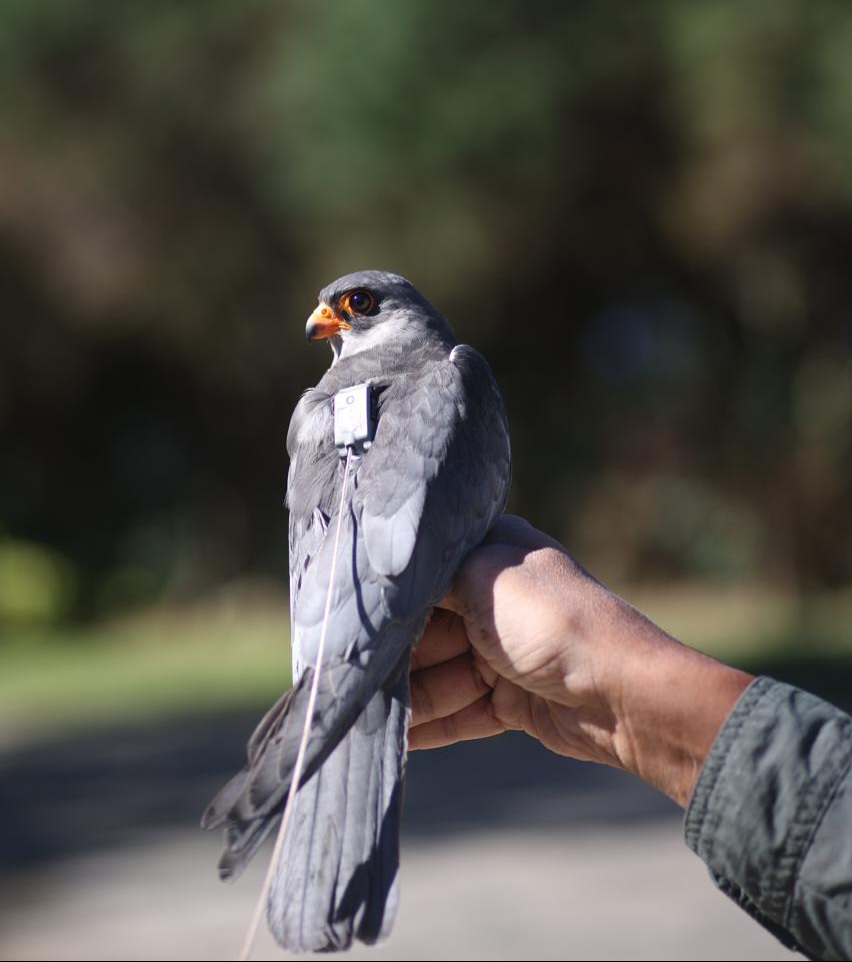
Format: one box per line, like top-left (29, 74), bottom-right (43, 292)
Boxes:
top-left (239, 447), bottom-right (354, 962)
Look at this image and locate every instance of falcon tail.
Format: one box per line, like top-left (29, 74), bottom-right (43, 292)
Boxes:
top-left (201, 643), bottom-right (410, 877)
top-left (268, 663), bottom-right (409, 951)
top-left (202, 650), bottom-right (411, 952)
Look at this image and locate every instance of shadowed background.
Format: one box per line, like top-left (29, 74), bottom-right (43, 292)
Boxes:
top-left (1, 2), bottom-right (851, 959)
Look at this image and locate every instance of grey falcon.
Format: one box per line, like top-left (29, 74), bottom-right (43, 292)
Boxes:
top-left (202, 270), bottom-right (511, 952)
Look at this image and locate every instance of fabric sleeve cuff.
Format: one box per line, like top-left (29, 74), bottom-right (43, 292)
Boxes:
top-left (684, 675), bottom-right (852, 937)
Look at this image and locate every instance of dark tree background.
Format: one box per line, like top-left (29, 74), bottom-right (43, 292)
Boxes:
top-left (2, 0), bottom-right (851, 631)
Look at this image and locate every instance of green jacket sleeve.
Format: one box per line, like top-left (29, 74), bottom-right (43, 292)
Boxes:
top-left (684, 676), bottom-right (852, 961)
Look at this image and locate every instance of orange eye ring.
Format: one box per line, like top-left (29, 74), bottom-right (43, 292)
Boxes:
top-left (340, 289), bottom-right (376, 316)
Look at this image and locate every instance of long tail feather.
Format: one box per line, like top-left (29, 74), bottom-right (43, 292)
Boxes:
top-left (267, 660), bottom-right (408, 951)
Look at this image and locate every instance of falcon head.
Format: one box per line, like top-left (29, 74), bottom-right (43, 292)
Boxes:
top-left (306, 270), bottom-right (454, 362)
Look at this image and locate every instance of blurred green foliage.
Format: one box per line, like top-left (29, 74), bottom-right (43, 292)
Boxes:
top-left (1, 0), bottom-right (851, 631)
top-left (0, 537), bottom-right (76, 626)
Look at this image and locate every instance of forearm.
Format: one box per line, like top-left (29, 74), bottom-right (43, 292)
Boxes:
top-left (598, 598), bottom-right (754, 807)
top-left (537, 570), bottom-right (754, 807)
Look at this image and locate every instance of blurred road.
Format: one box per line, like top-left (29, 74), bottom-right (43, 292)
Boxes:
top-left (0, 718), bottom-right (798, 961)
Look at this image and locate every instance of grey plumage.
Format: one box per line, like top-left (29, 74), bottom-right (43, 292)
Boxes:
top-left (203, 270), bottom-right (511, 952)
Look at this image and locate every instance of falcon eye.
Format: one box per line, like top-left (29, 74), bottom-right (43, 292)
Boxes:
top-left (342, 289), bottom-right (376, 316)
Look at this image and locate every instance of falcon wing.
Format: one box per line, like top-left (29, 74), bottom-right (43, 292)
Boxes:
top-left (357, 343), bottom-right (510, 617)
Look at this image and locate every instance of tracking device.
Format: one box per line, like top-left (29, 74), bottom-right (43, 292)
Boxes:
top-left (334, 383), bottom-right (376, 454)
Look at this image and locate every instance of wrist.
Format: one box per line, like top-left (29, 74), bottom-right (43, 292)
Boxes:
top-left (591, 593), bottom-right (754, 807)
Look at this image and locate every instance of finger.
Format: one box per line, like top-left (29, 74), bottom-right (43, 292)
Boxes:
top-left (410, 651), bottom-right (491, 727)
top-left (408, 694), bottom-right (506, 750)
top-left (411, 609), bottom-right (469, 670)
top-left (471, 648), bottom-right (500, 689)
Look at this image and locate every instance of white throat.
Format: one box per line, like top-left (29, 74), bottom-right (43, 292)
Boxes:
top-left (332, 322), bottom-right (399, 365)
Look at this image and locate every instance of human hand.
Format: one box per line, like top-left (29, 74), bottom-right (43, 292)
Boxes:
top-left (409, 516), bottom-right (753, 806)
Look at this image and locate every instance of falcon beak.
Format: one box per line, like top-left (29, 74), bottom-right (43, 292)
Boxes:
top-left (306, 303), bottom-right (351, 341)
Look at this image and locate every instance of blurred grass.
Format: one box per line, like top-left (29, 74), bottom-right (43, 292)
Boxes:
top-left (2, 581), bottom-right (852, 745)
top-left (0, 581), bottom-right (292, 745)
top-left (629, 583), bottom-right (852, 712)
top-left (627, 583), bottom-right (852, 659)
